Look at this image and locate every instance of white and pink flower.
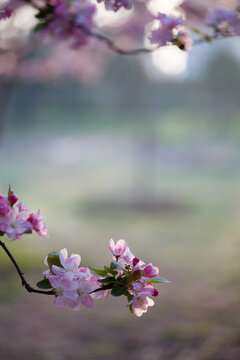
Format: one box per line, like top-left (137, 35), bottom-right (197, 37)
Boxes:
top-left (109, 238), bottom-right (127, 258)
top-left (28, 210), bottom-right (48, 238)
top-left (0, 206), bottom-right (32, 239)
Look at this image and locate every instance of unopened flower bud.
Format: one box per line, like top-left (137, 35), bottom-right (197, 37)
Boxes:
top-left (8, 194), bottom-right (18, 206)
top-left (132, 257), bottom-right (139, 266)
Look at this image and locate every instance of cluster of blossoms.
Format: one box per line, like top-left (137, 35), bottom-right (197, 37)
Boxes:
top-left (38, 239), bottom-right (168, 316)
top-left (0, 187), bottom-right (48, 239)
top-left (205, 7), bottom-right (240, 36)
top-left (149, 13), bottom-right (192, 51)
top-left (35, 0), bottom-right (97, 48)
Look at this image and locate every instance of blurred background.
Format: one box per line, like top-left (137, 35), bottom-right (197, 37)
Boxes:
top-left (0, 1), bottom-right (240, 359)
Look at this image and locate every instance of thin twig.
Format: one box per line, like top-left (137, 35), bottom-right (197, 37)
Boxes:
top-left (79, 25), bottom-right (151, 55)
top-left (0, 238), bottom-right (113, 296)
top-left (0, 238), bottom-right (54, 295)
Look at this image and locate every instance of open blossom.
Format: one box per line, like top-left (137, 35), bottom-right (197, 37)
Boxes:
top-left (149, 13), bottom-right (184, 47)
top-left (109, 238), bottom-right (127, 257)
top-left (28, 210), bottom-right (48, 238)
top-left (130, 295), bottom-right (155, 317)
top-left (97, 0), bottom-right (132, 12)
top-left (49, 274), bottom-right (79, 308)
top-left (0, 206), bottom-right (32, 239)
top-left (51, 248), bottom-right (82, 279)
top-left (42, 249), bottom-right (101, 310)
top-left (73, 276), bottom-right (96, 310)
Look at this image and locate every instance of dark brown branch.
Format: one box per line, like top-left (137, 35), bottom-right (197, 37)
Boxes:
top-left (78, 24), bottom-right (236, 55)
top-left (0, 238), bottom-right (54, 295)
top-left (79, 25), bottom-right (151, 55)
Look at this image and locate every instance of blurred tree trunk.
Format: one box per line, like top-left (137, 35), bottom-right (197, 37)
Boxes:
top-left (0, 80), bottom-right (15, 141)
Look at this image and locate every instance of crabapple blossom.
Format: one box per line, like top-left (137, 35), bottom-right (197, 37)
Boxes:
top-left (0, 188), bottom-right (48, 239)
top-left (130, 295), bottom-right (155, 317)
top-left (49, 273), bottom-right (79, 308)
top-left (28, 210), bottom-right (48, 238)
top-left (47, 248), bottom-right (82, 279)
top-left (0, 206), bottom-right (32, 239)
top-left (109, 238), bottom-right (127, 258)
top-left (149, 13), bottom-right (184, 48)
top-left (143, 263), bottom-right (159, 278)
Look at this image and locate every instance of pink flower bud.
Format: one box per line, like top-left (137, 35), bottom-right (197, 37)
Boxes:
top-left (8, 194), bottom-right (18, 206)
top-left (152, 289), bottom-right (159, 297)
top-left (132, 257), bottom-right (139, 266)
top-left (143, 263), bottom-right (159, 278)
top-left (0, 195), bottom-right (10, 216)
top-left (109, 238), bottom-right (127, 257)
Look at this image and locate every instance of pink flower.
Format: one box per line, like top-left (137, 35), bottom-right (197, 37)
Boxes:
top-left (0, 206), bottom-right (32, 239)
top-left (143, 263), bottom-right (159, 278)
top-left (51, 248), bottom-right (82, 279)
top-left (128, 284), bottom-right (158, 316)
top-left (109, 238), bottom-right (127, 257)
top-left (149, 13), bottom-right (184, 47)
top-left (130, 295), bottom-right (155, 317)
top-left (97, 0), bottom-right (132, 12)
top-left (174, 27), bottom-right (192, 51)
top-left (28, 210), bottom-right (48, 237)
top-left (73, 277), bottom-right (96, 310)
top-left (0, 195), bottom-right (10, 216)
top-left (49, 274), bottom-right (78, 309)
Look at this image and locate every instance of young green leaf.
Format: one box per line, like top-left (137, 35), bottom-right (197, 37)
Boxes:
top-left (89, 267), bottom-right (108, 277)
top-left (47, 252), bottom-right (63, 273)
top-left (110, 261), bottom-right (125, 272)
top-left (111, 285), bottom-right (127, 297)
top-left (147, 277), bottom-right (169, 283)
top-left (36, 278), bottom-right (52, 289)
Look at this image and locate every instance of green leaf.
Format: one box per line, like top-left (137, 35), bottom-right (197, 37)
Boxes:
top-left (110, 261), bottom-right (125, 272)
top-left (128, 270), bottom-right (143, 282)
top-left (34, 22), bottom-right (49, 32)
top-left (111, 285), bottom-right (126, 297)
top-left (47, 252), bottom-right (63, 273)
top-left (192, 27), bottom-right (202, 34)
top-left (126, 291), bottom-right (133, 302)
top-left (36, 278), bottom-right (52, 289)
top-left (147, 277), bottom-right (169, 283)
top-left (104, 265), bottom-right (117, 276)
top-left (97, 276), bottom-right (116, 284)
top-left (128, 303), bottom-right (133, 314)
top-left (0, 231), bottom-right (5, 236)
top-left (89, 267), bottom-right (108, 277)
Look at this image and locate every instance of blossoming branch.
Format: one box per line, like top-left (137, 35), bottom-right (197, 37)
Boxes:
top-left (0, 187), bottom-right (168, 317)
top-left (0, 0), bottom-right (239, 55)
